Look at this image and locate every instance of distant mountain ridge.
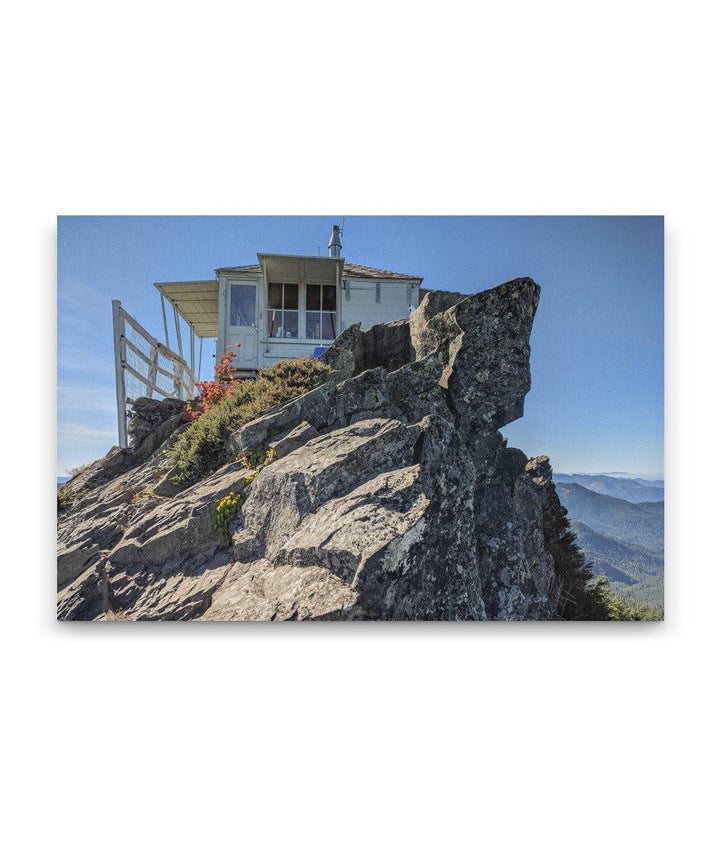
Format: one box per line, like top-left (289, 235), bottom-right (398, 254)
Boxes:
top-left (556, 482), bottom-right (663, 552)
top-left (590, 471), bottom-right (664, 482)
top-left (554, 472), bottom-right (664, 503)
top-left (556, 481), bottom-right (664, 609)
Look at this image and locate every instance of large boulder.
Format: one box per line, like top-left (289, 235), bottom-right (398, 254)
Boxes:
top-left (128, 397), bottom-right (186, 447)
top-left (58, 278), bottom-right (572, 621)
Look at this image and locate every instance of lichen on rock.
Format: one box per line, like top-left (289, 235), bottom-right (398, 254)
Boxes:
top-left (57, 277), bottom-right (596, 621)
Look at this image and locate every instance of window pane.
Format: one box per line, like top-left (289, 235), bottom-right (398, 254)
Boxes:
top-left (268, 282), bottom-right (283, 309)
top-left (321, 311), bottom-right (337, 341)
top-left (230, 284), bottom-right (256, 326)
top-left (322, 284), bottom-right (337, 311)
top-left (306, 311), bottom-right (321, 340)
top-left (284, 283), bottom-right (299, 309)
top-left (282, 310), bottom-right (299, 338)
top-left (306, 283), bottom-right (321, 311)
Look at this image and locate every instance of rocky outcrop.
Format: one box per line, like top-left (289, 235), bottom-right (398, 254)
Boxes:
top-left (58, 278), bottom-right (574, 621)
top-left (127, 397), bottom-right (186, 447)
top-left (59, 398), bottom-right (188, 501)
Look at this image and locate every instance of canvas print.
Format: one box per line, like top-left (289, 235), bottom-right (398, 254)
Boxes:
top-left (57, 216), bottom-right (664, 621)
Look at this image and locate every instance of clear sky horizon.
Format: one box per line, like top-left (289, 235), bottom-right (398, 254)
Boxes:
top-left (57, 215), bottom-right (664, 478)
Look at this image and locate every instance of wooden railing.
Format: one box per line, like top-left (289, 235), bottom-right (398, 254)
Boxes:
top-left (112, 300), bottom-right (196, 447)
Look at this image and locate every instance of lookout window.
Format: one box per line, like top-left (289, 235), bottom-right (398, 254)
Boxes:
top-left (229, 283), bottom-right (256, 327)
top-left (305, 284), bottom-right (337, 341)
top-left (267, 282), bottom-right (299, 339)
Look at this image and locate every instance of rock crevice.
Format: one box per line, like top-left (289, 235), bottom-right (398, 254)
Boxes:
top-left (58, 278), bottom-right (574, 621)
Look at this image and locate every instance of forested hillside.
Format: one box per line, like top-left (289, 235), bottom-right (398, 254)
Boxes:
top-left (556, 483), bottom-right (663, 552)
top-left (555, 481), bottom-right (663, 610)
top-left (571, 521), bottom-right (663, 608)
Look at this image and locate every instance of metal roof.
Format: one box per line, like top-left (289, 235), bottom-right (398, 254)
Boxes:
top-left (154, 258), bottom-right (424, 339)
top-left (215, 263), bottom-right (262, 275)
top-left (257, 253), bottom-right (343, 284)
top-left (216, 260), bottom-right (422, 282)
top-left (343, 263), bottom-right (422, 282)
top-left (154, 280), bottom-right (219, 338)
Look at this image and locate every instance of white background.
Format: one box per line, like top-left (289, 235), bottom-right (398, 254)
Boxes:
top-left (2, 1), bottom-right (717, 854)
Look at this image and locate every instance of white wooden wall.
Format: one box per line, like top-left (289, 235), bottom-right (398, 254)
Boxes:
top-left (340, 278), bottom-right (420, 331)
top-left (216, 275), bottom-right (421, 371)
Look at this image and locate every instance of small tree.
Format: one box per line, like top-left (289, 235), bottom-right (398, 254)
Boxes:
top-left (543, 501), bottom-right (610, 620)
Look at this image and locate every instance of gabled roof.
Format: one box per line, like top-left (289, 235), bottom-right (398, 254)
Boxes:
top-left (343, 263), bottom-right (422, 282)
top-left (216, 260), bottom-right (422, 282)
top-left (215, 263), bottom-right (262, 274)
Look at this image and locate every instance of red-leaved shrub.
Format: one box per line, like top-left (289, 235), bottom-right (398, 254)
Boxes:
top-left (185, 343), bottom-right (243, 420)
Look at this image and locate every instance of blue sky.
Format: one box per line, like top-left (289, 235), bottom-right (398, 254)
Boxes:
top-left (57, 215), bottom-right (664, 477)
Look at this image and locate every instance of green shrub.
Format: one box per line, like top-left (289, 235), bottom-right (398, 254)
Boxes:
top-left (132, 488), bottom-right (160, 505)
top-left (212, 491), bottom-right (243, 542)
top-left (170, 357), bottom-right (331, 486)
top-left (57, 485), bottom-right (88, 511)
top-left (240, 446), bottom-right (276, 470)
top-left (57, 486), bottom-right (75, 511)
top-left (211, 465), bottom-right (272, 542)
top-left (592, 576), bottom-right (664, 621)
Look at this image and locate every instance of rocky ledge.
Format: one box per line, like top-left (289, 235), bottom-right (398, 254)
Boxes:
top-left (58, 278), bottom-right (577, 621)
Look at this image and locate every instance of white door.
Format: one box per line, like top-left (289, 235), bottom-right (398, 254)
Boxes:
top-left (227, 282), bottom-right (258, 369)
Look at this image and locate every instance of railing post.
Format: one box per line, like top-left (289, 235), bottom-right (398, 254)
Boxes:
top-left (160, 293), bottom-right (170, 347)
top-left (113, 300), bottom-right (194, 415)
top-left (147, 346), bottom-right (159, 396)
top-left (112, 300), bottom-right (129, 448)
top-left (173, 304), bottom-right (183, 358)
top-left (173, 361), bottom-right (183, 400)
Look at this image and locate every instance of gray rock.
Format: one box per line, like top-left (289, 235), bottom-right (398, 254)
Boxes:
top-left (228, 381), bottom-right (337, 457)
top-left (58, 277), bottom-right (577, 622)
top-left (355, 318), bottom-right (412, 373)
top-left (234, 418), bottom-right (422, 563)
top-left (152, 463), bottom-right (184, 497)
top-left (318, 323), bottom-right (361, 380)
top-left (56, 448), bottom-right (176, 589)
top-left (128, 397), bottom-right (186, 447)
top-left (107, 462), bottom-right (253, 568)
top-left (267, 421), bottom-right (319, 459)
top-left (56, 563), bottom-right (108, 621)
